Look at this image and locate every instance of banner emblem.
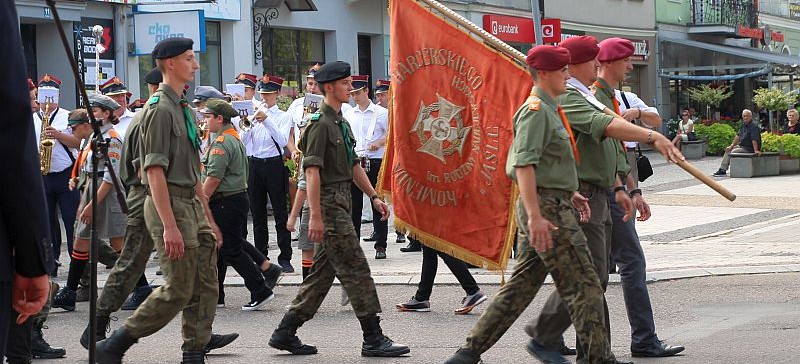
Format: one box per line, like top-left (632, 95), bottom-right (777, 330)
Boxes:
top-left (411, 95), bottom-right (471, 163)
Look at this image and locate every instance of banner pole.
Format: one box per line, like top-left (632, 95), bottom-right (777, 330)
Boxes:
top-left (415, 0), bottom-right (526, 64)
top-left (531, 0), bottom-right (543, 46)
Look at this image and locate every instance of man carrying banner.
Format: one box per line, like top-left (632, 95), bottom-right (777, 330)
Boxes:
top-left (445, 44), bottom-right (627, 364)
top-left (523, 35), bottom-right (683, 363)
top-left (268, 61), bottom-right (409, 358)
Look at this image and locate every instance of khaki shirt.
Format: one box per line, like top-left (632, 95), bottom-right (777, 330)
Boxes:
top-left (591, 78), bottom-right (631, 179)
top-left (558, 86), bottom-right (618, 188)
top-left (201, 124), bottom-right (248, 193)
top-left (299, 102), bottom-right (358, 185)
top-left (139, 84), bottom-right (202, 188)
top-left (120, 117), bottom-right (146, 226)
top-left (506, 87), bottom-right (578, 192)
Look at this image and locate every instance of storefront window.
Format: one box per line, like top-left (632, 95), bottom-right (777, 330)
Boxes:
top-left (137, 55), bottom-right (153, 100)
top-left (621, 66), bottom-right (641, 96)
top-left (199, 21), bottom-right (222, 91)
top-left (261, 28), bottom-right (325, 96)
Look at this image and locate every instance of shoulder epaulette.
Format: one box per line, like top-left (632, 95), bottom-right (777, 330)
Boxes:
top-left (526, 95), bottom-right (541, 111)
top-left (215, 135), bottom-right (225, 143)
top-left (309, 113), bottom-right (321, 122)
top-left (147, 95), bottom-right (160, 106)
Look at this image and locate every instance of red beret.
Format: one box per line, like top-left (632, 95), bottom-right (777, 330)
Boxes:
top-left (597, 37), bottom-right (635, 63)
top-left (559, 36), bottom-right (599, 65)
top-left (525, 45), bottom-right (571, 71)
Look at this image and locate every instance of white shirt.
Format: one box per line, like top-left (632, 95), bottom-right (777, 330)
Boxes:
top-left (33, 107), bottom-right (77, 173)
top-left (114, 109), bottom-right (136, 141)
top-left (614, 90), bottom-right (659, 148)
top-left (240, 103), bottom-right (292, 158)
top-left (344, 102), bottom-right (388, 159)
top-left (80, 123), bottom-right (122, 184)
top-left (567, 77), bottom-right (593, 96)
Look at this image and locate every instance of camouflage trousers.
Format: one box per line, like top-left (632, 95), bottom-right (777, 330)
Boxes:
top-left (289, 181), bottom-right (381, 321)
top-left (97, 223), bottom-right (154, 317)
top-left (123, 192), bottom-right (218, 351)
top-left (463, 191), bottom-right (615, 363)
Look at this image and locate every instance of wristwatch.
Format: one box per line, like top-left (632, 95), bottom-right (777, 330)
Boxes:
top-left (629, 188), bottom-right (642, 197)
top-left (613, 186), bottom-right (627, 193)
top-left (370, 194), bottom-right (381, 202)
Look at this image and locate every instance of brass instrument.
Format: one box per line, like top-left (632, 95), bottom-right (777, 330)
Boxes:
top-left (197, 120), bottom-right (208, 140)
top-left (290, 151), bottom-right (302, 182)
top-left (238, 110), bottom-right (252, 132)
top-left (39, 98), bottom-right (55, 175)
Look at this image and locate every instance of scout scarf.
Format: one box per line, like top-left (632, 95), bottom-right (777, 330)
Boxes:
top-left (338, 118), bottom-right (355, 166)
top-left (180, 99), bottom-right (201, 150)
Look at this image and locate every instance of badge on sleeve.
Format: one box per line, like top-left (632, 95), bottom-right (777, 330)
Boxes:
top-left (215, 135), bottom-right (225, 143)
top-left (309, 113), bottom-right (321, 122)
top-left (527, 96), bottom-right (541, 111)
top-left (211, 148), bottom-right (225, 156)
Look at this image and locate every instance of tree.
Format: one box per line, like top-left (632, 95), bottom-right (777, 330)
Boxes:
top-left (686, 84), bottom-right (734, 122)
top-left (753, 87), bottom-right (798, 132)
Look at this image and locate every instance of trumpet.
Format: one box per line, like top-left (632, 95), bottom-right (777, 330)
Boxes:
top-left (239, 114), bottom-right (252, 132)
top-left (197, 119), bottom-right (208, 139)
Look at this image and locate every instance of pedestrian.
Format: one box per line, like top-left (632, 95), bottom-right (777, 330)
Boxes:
top-left (99, 77), bottom-right (136, 139)
top-left (268, 61), bottom-right (409, 357)
top-left (95, 37), bottom-right (223, 364)
top-left (444, 44), bottom-right (621, 364)
top-left (713, 109), bottom-right (762, 176)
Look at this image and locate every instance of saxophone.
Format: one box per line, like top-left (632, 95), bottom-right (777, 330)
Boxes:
top-left (39, 101), bottom-right (55, 175)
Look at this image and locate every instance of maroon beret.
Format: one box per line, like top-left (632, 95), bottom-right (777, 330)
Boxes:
top-left (525, 45), bottom-right (571, 71)
top-left (597, 37), bottom-right (635, 63)
top-left (559, 36), bottom-right (599, 65)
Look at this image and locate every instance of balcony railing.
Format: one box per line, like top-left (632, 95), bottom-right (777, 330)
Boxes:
top-left (691, 0), bottom-right (757, 28)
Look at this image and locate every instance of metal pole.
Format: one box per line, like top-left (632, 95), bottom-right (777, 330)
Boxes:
top-left (531, 0), bottom-right (543, 45)
top-left (93, 25), bottom-right (103, 92)
top-left (768, 70), bottom-right (774, 131)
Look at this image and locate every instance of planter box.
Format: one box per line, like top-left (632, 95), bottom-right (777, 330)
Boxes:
top-left (680, 140), bottom-right (707, 160)
top-left (730, 152), bottom-right (780, 178)
top-left (779, 157), bottom-right (800, 174)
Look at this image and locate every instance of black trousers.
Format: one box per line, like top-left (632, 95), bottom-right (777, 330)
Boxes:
top-left (211, 192), bottom-right (269, 301)
top-left (218, 231), bottom-right (268, 303)
top-left (0, 282), bottom-right (10, 358)
top-left (248, 157), bottom-right (291, 262)
top-left (5, 305), bottom-right (31, 363)
top-left (42, 168), bottom-right (79, 267)
top-left (350, 158), bottom-right (387, 250)
top-left (414, 242), bottom-right (479, 302)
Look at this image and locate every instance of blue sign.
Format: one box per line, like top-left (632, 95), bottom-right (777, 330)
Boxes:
top-left (132, 10), bottom-right (206, 55)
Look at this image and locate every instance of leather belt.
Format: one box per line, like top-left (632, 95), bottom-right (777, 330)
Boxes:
top-left (536, 187), bottom-right (572, 200)
top-left (248, 156), bottom-right (282, 163)
top-left (146, 184), bottom-right (195, 199)
top-left (209, 190), bottom-right (246, 202)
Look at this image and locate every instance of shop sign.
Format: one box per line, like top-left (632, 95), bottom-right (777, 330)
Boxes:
top-left (132, 10), bottom-right (206, 55)
top-left (135, 0), bottom-right (241, 21)
top-left (78, 18), bottom-right (116, 88)
top-left (482, 15), bottom-right (561, 44)
top-left (630, 39), bottom-right (649, 61)
top-left (737, 25), bottom-right (784, 43)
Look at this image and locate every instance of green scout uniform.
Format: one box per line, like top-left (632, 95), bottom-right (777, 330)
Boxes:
top-left (123, 84), bottom-right (218, 352)
top-left (591, 78), bottom-right (631, 181)
top-left (96, 117), bottom-right (156, 317)
top-left (463, 88), bottom-right (615, 363)
top-left (526, 80), bottom-right (627, 355)
top-left (201, 124), bottom-right (248, 194)
top-left (288, 101), bottom-right (382, 321)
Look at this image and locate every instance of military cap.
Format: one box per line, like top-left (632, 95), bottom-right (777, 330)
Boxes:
top-left (67, 109), bottom-right (89, 126)
top-left (235, 73), bottom-right (258, 88)
top-left (597, 37), bottom-right (635, 63)
top-left (152, 37), bottom-right (193, 59)
top-left (88, 93), bottom-right (121, 111)
top-left (525, 45), bottom-right (571, 71)
top-left (307, 64), bottom-right (321, 78)
top-left (314, 61), bottom-right (351, 84)
top-left (38, 74), bottom-right (61, 89)
top-left (257, 75), bottom-right (284, 93)
top-left (193, 86), bottom-right (225, 103)
top-left (375, 79), bottom-right (390, 94)
top-left (27, 78), bottom-right (36, 90)
top-left (199, 98), bottom-right (239, 120)
top-left (100, 77), bottom-right (129, 96)
top-left (559, 35), bottom-right (599, 65)
top-left (144, 68), bottom-right (163, 85)
top-left (351, 75), bottom-right (369, 92)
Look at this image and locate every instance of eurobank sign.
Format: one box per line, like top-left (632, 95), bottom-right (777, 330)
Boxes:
top-left (132, 10), bottom-right (206, 55)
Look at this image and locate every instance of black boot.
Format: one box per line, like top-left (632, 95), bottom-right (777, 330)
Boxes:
top-left (181, 351), bottom-right (205, 364)
top-left (203, 333), bottom-right (239, 353)
top-left (80, 315), bottom-right (111, 349)
top-left (268, 311), bottom-right (317, 355)
top-left (121, 285), bottom-right (153, 310)
top-left (31, 323), bottom-right (66, 359)
top-left (52, 287), bottom-right (76, 311)
top-left (358, 315), bottom-right (410, 357)
top-left (95, 327), bottom-right (137, 364)
top-left (444, 348), bottom-right (481, 364)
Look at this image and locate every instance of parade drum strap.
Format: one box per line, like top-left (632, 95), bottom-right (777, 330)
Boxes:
top-left (366, 109), bottom-right (379, 146)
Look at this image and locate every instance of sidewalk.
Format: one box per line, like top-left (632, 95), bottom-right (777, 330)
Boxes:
top-left (54, 152), bottom-right (800, 288)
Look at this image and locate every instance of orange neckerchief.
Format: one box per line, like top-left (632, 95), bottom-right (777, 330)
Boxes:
top-left (221, 127), bottom-right (241, 141)
top-left (593, 81), bottom-right (628, 149)
top-left (71, 142), bottom-right (91, 179)
top-left (557, 106), bottom-right (580, 164)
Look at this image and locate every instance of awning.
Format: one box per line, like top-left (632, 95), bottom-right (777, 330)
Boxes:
top-left (661, 37), bottom-right (800, 66)
top-left (659, 37), bottom-right (800, 78)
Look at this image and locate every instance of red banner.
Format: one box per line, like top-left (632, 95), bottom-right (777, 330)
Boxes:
top-left (379, 0), bottom-right (532, 270)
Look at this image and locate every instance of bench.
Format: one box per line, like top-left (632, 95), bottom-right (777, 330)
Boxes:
top-left (680, 140), bottom-right (707, 160)
top-left (729, 152), bottom-right (780, 178)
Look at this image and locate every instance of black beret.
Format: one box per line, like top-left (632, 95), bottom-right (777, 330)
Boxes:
top-left (144, 68), bottom-right (163, 85)
top-left (152, 37), bottom-right (194, 60)
top-left (314, 61), bottom-right (351, 83)
top-left (199, 99), bottom-right (239, 120)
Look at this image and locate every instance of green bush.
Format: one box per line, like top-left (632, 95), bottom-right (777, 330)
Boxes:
top-left (781, 134), bottom-right (800, 158)
top-left (694, 123), bottom-right (736, 155)
top-left (761, 132), bottom-right (782, 153)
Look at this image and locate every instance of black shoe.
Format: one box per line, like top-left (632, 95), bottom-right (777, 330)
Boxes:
top-left (181, 350), bottom-right (205, 363)
top-left (399, 242), bottom-right (421, 253)
top-left (278, 260), bottom-right (295, 273)
top-left (269, 311), bottom-right (318, 355)
top-left (75, 285), bottom-right (90, 302)
top-left (80, 315), bottom-right (111, 349)
top-left (359, 315), bottom-right (410, 357)
top-left (363, 233), bottom-right (377, 242)
top-left (52, 287), bottom-right (76, 311)
top-left (395, 233), bottom-right (406, 244)
top-left (525, 339), bottom-right (570, 364)
top-left (242, 290), bottom-right (275, 311)
top-left (31, 326), bottom-right (66, 359)
top-left (631, 340), bottom-right (685, 357)
top-left (204, 333), bottom-right (239, 354)
top-left (375, 249), bottom-right (387, 259)
top-left (121, 285), bottom-right (152, 310)
top-left (96, 327), bottom-right (138, 364)
top-left (712, 169), bottom-right (727, 177)
top-left (444, 348), bottom-right (481, 364)
top-left (559, 343), bottom-right (577, 356)
top-left (263, 263), bottom-right (283, 289)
